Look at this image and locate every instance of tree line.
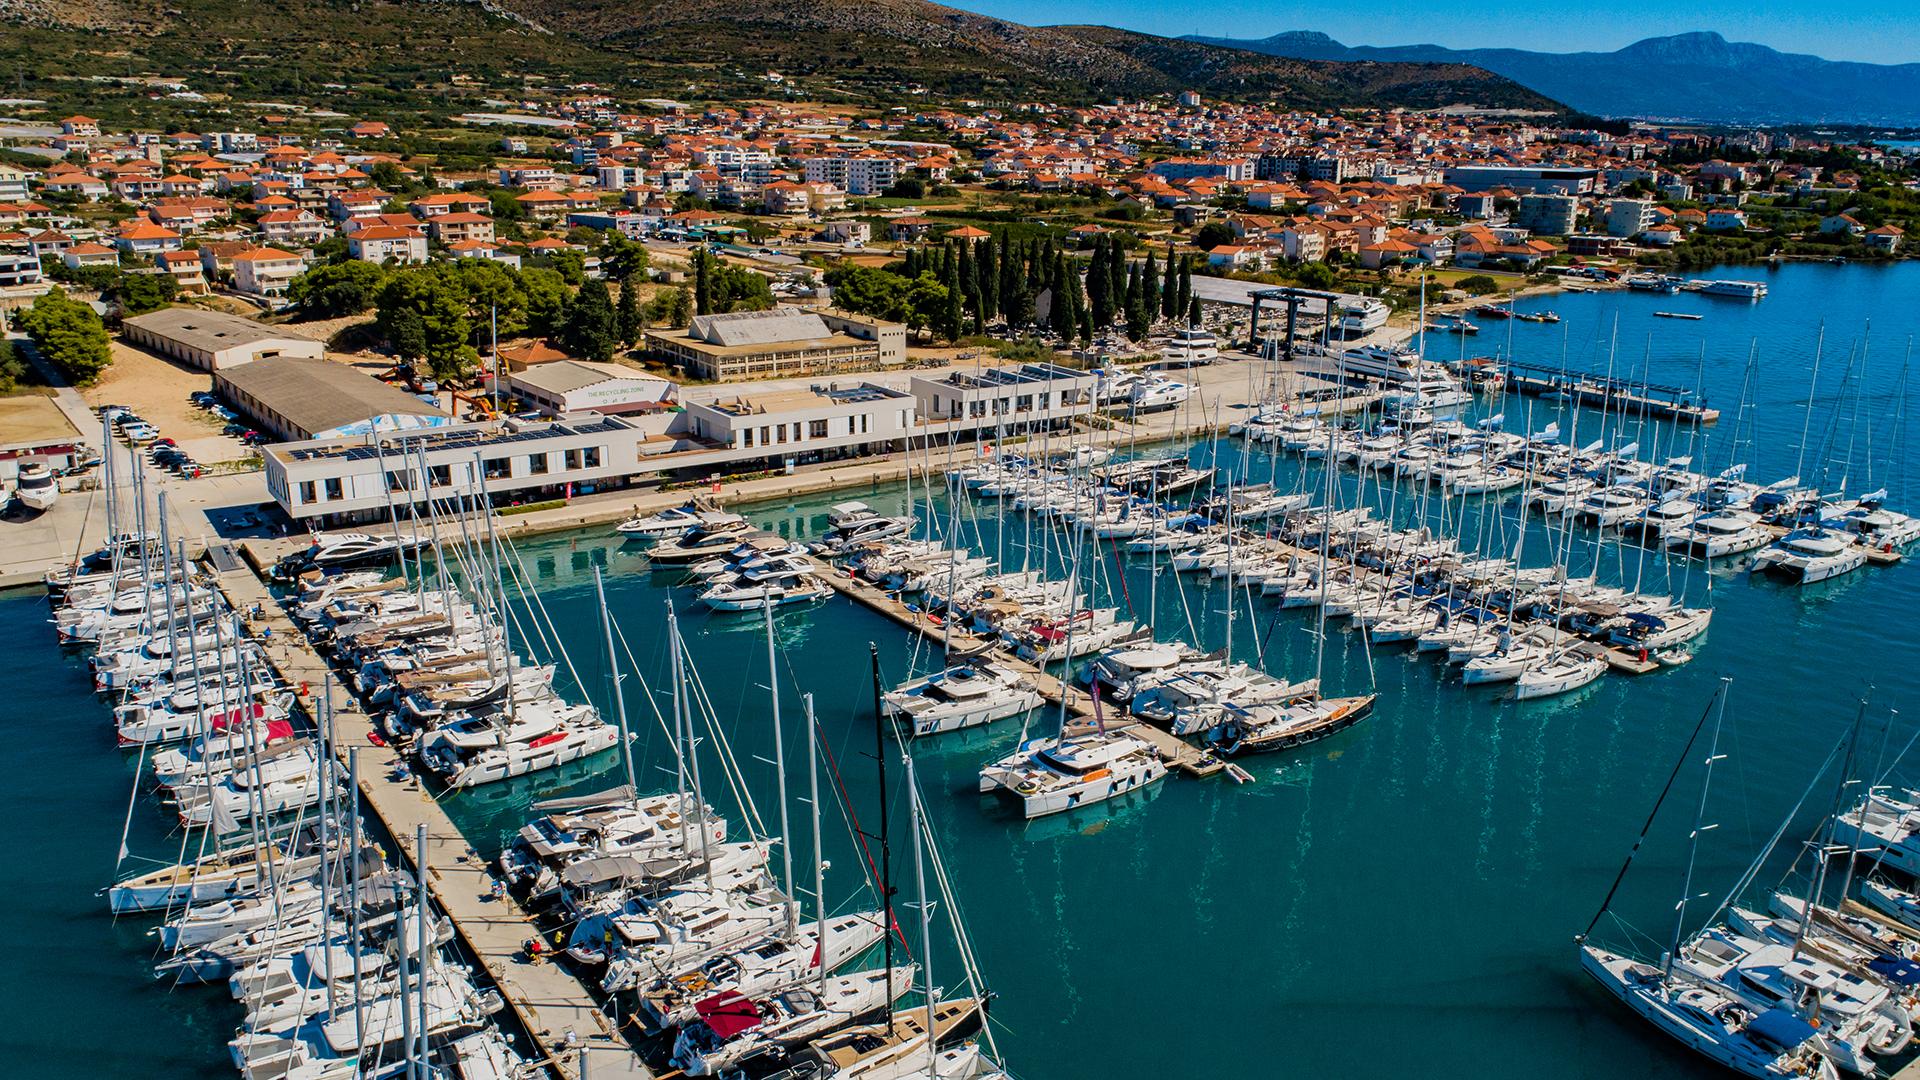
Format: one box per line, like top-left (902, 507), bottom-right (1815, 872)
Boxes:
top-left (824, 231), bottom-right (1198, 346)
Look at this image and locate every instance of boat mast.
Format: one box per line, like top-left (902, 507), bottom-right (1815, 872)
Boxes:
top-left (908, 752), bottom-right (936, 1074)
top-left (868, 643), bottom-right (896, 1035)
top-left (594, 568), bottom-right (637, 794)
top-left (664, 599), bottom-right (693, 857)
top-left (763, 601), bottom-right (799, 940)
top-left (805, 692), bottom-right (828, 1001)
top-left (667, 602), bottom-right (714, 885)
top-left (1664, 677), bottom-right (1729, 984)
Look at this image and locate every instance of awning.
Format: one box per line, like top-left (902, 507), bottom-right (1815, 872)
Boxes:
top-left (531, 785), bottom-right (636, 813)
top-left (694, 991), bottom-right (763, 1039)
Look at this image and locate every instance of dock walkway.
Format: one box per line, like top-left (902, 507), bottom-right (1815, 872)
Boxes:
top-left (810, 557), bottom-right (1223, 777)
top-left (212, 546), bottom-right (650, 1080)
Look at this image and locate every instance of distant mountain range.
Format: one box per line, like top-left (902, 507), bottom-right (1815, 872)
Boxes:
top-left (1180, 30), bottom-right (1920, 125)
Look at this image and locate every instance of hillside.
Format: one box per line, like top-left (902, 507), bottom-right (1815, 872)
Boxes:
top-left (1182, 30), bottom-right (1920, 125)
top-left (0, 0), bottom-right (1558, 119)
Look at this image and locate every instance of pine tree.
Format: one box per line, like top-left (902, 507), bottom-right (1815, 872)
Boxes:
top-left (616, 279), bottom-right (642, 345)
top-left (1161, 244), bottom-right (1179, 320)
top-left (694, 251), bottom-right (712, 316)
top-left (560, 278), bottom-right (618, 363)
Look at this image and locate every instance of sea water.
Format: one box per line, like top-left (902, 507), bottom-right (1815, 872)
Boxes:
top-left (7, 259), bottom-right (1920, 1079)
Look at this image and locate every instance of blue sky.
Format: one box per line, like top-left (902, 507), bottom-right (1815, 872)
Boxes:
top-left (955, 2), bottom-right (1920, 65)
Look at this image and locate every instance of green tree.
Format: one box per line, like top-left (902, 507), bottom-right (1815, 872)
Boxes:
top-left (288, 261), bottom-right (387, 318)
top-left (376, 270), bottom-right (475, 380)
top-left (1142, 250), bottom-right (1160, 323)
top-left (694, 251), bottom-right (713, 316)
top-left (1295, 261), bottom-right (1338, 291)
top-left (667, 286), bottom-right (693, 328)
top-left (520, 267), bottom-right (570, 336)
top-left (1161, 245), bottom-right (1179, 320)
top-left (559, 278), bottom-right (617, 362)
top-left (1194, 221), bottom-right (1234, 251)
top-left (18, 288), bottom-right (111, 385)
top-left (1177, 258), bottom-right (1192, 322)
top-left (616, 280), bottom-right (642, 347)
top-left (114, 272), bottom-right (177, 316)
top-left (1188, 296), bottom-right (1202, 328)
top-left (939, 258), bottom-right (964, 342)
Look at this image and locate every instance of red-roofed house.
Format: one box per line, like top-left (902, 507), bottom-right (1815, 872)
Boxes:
top-left (347, 225), bottom-right (427, 264)
top-left (233, 247), bottom-right (306, 296)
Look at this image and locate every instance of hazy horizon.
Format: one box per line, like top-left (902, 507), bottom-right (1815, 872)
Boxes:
top-left (953, 2), bottom-right (1920, 67)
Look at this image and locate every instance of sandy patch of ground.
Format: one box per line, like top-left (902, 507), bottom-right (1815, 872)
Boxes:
top-left (83, 342), bottom-right (250, 463)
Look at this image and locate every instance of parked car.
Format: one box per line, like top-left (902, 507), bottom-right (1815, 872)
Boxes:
top-left (121, 424), bottom-right (160, 444)
top-left (210, 405), bottom-right (239, 421)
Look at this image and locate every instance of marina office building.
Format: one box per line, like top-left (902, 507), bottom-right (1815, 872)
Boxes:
top-left (263, 362), bottom-right (1093, 524)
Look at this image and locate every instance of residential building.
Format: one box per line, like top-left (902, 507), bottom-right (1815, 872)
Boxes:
top-left (0, 164), bottom-right (32, 203)
top-left (427, 213), bottom-right (495, 246)
top-left (801, 155), bottom-right (901, 196)
top-left (0, 251), bottom-right (43, 288)
top-left (62, 243), bottom-right (120, 270)
top-left (1705, 208), bottom-right (1749, 231)
top-left (1605, 199), bottom-right (1656, 238)
top-left (156, 250), bottom-right (209, 294)
top-left (348, 225), bottom-right (428, 264)
top-left (258, 209), bottom-right (332, 246)
top-left (1515, 194), bottom-right (1579, 236)
top-left (1443, 166), bottom-right (1598, 195)
top-left (232, 247), bottom-right (306, 297)
top-left (1866, 225), bottom-right (1904, 253)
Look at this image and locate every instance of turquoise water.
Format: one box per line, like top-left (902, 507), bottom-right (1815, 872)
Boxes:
top-left (8, 260), bottom-right (1920, 1079)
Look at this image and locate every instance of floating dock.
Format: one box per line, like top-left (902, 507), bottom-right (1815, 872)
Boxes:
top-left (1504, 362), bottom-right (1720, 424)
top-left (214, 543), bottom-right (651, 1080)
top-left (811, 558), bottom-right (1224, 778)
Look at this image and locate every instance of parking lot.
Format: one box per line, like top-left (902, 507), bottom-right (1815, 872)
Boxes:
top-left (83, 341), bottom-right (257, 465)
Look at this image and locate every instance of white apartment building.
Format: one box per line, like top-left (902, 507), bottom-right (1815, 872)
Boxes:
top-left (802, 155), bottom-right (902, 196)
top-left (1605, 198), bottom-right (1656, 239)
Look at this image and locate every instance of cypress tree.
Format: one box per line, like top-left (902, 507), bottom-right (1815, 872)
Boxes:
top-left (1078, 306), bottom-right (1092, 346)
top-left (941, 256), bottom-right (964, 342)
top-left (1178, 257), bottom-right (1193, 324)
top-left (1142, 250), bottom-right (1160, 322)
top-left (999, 234), bottom-right (1021, 325)
top-left (1188, 295), bottom-right (1202, 328)
top-left (1048, 253), bottom-right (1074, 339)
top-left (1161, 244), bottom-right (1179, 320)
top-left (616, 279), bottom-right (642, 346)
top-left (958, 243), bottom-right (979, 326)
top-left (904, 246), bottom-right (922, 280)
top-left (694, 250), bottom-right (712, 316)
top-left (1106, 243), bottom-right (1126, 313)
top-left (1085, 238), bottom-right (1109, 328)
top-left (977, 236), bottom-right (998, 321)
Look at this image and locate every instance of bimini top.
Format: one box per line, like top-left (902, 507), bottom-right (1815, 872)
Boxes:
top-left (1746, 1008), bottom-right (1816, 1051)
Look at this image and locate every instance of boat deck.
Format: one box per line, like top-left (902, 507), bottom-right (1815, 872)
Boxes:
top-left (212, 544), bottom-right (651, 1080)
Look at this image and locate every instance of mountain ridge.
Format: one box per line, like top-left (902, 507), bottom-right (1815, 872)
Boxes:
top-left (1179, 30), bottom-right (1920, 124)
top-left (0, 0), bottom-right (1560, 115)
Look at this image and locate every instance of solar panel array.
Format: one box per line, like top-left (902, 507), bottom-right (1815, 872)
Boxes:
top-left (284, 416), bottom-right (631, 463)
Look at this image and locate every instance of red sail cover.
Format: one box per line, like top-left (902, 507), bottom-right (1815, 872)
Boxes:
top-left (694, 991), bottom-right (763, 1039)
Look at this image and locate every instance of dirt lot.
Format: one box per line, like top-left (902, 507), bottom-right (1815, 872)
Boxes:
top-left (83, 342), bottom-right (251, 464)
top-left (0, 391), bottom-right (79, 445)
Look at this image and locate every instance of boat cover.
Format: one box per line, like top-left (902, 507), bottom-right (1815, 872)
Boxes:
top-left (1747, 1008), bottom-right (1817, 1050)
top-left (694, 991), bottom-right (764, 1039)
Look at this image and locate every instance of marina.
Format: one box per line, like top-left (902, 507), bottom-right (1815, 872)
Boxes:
top-left (8, 260), bottom-right (1920, 1080)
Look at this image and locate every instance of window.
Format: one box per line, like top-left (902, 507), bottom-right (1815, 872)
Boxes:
top-left (565, 448), bottom-right (582, 471)
top-left (324, 477), bottom-right (342, 501)
top-left (528, 453), bottom-right (549, 476)
top-left (1040, 392), bottom-right (1051, 409)
top-left (809, 419), bottom-right (829, 439)
top-left (860, 414), bottom-right (870, 434)
top-left (742, 428), bottom-right (754, 448)
top-left (760, 426), bottom-right (771, 446)
top-left (777, 425), bottom-right (788, 444)
top-left (483, 457), bottom-right (510, 480)
top-left (1017, 394), bottom-right (1033, 412)
top-left (385, 469), bottom-right (411, 493)
top-left (583, 446), bottom-right (601, 469)
top-left (428, 464), bottom-right (451, 487)
top-left (298, 480), bottom-right (316, 504)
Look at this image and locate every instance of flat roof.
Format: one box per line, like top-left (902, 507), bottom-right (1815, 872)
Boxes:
top-left (123, 306), bottom-right (318, 351)
top-left (218, 356), bottom-right (446, 436)
top-left (507, 360), bottom-right (671, 396)
top-left (273, 415), bottom-right (634, 464)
